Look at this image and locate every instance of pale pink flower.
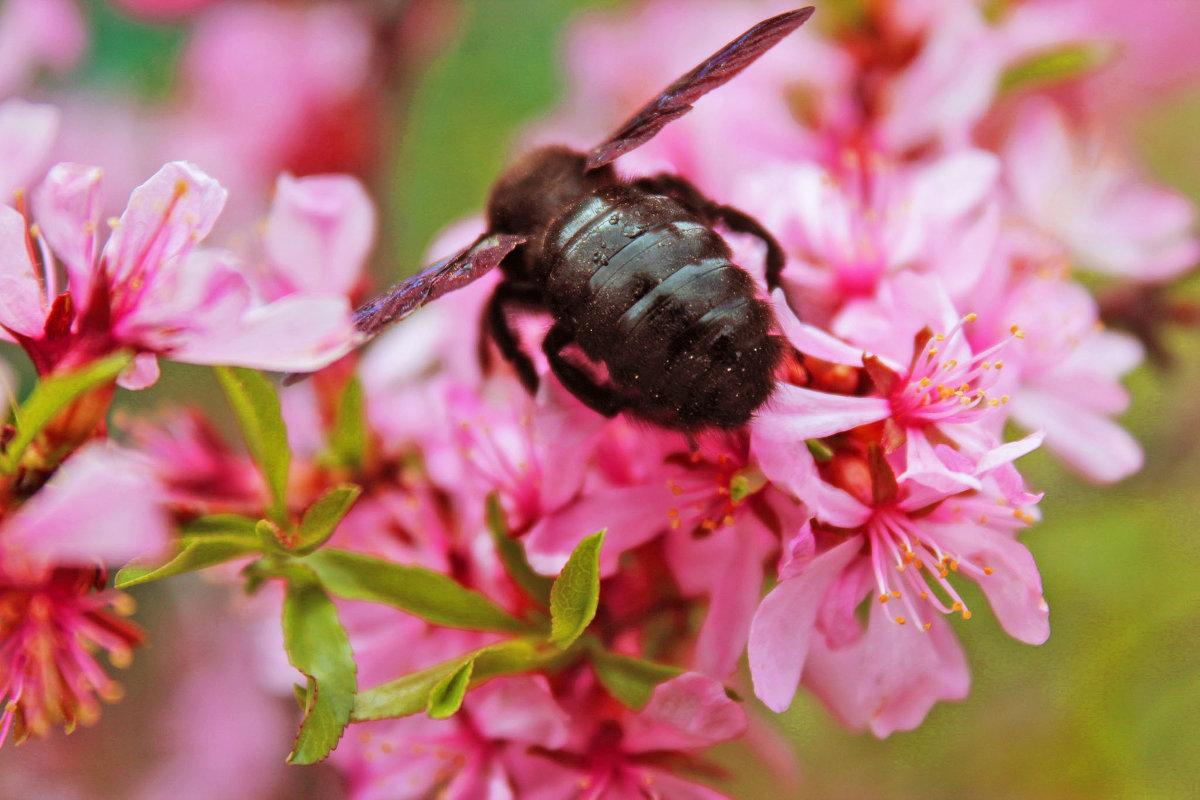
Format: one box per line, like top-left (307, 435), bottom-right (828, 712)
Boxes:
top-left (161, 1), bottom-right (378, 223)
top-left (0, 443), bottom-right (170, 571)
top-left (0, 0), bottom-right (85, 99)
top-left (0, 160), bottom-right (356, 386)
top-left (0, 98), bottom-right (60, 205)
top-left (738, 148), bottom-right (1000, 322)
top-left (1002, 98), bottom-right (1199, 282)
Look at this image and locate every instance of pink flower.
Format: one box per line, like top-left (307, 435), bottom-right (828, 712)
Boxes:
top-left (0, 442), bottom-right (168, 746)
top-left (334, 676), bottom-right (570, 800)
top-left (0, 160), bottom-right (356, 387)
top-left (161, 1), bottom-right (379, 223)
top-left (506, 673), bottom-right (747, 800)
top-left (0, 567), bottom-right (142, 746)
top-left (1002, 98), bottom-right (1199, 282)
top-left (0, 99), bottom-right (60, 205)
top-left (747, 445), bottom-right (1046, 733)
top-left (0, 0), bottom-right (85, 98)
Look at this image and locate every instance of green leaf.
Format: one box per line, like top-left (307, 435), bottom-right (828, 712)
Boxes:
top-left (351, 657), bottom-right (469, 722)
top-left (549, 530), bottom-right (605, 649)
top-left (293, 484), bottom-right (362, 555)
top-left (1000, 43), bottom-right (1114, 95)
top-left (325, 377), bottom-right (367, 468)
top-left (115, 534), bottom-right (260, 588)
top-left (115, 516), bottom-right (259, 588)
top-left (486, 493), bottom-right (553, 606)
top-left (591, 649), bottom-right (683, 710)
top-left (282, 574), bottom-right (357, 764)
top-left (304, 548), bottom-right (531, 633)
top-left (427, 658), bottom-right (475, 719)
top-left (214, 366), bottom-right (291, 523)
top-left (1, 352), bottom-right (132, 473)
top-left (351, 638), bottom-right (555, 722)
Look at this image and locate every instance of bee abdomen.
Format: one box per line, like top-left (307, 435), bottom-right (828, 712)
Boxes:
top-left (542, 184), bottom-right (778, 429)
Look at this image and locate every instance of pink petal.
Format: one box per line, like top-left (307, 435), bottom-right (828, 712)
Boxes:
top-left (263, 173), bottom-right (375, 297)
top-left (468, 676), bottom-right (570, 748)
top-left (803, 603), bottom-right (970, 737)
top-left (748, 536), bottom-right (864, 713)
top-left (623, 673), bottom-right (747, 752)
top-left (690, 520), bottom-right (769, 678)
top-left (524, 484), bottom-right (676, 576)
top-left (170, 294), bottom-right (356, 373)
top-left (926, 521), bottom-right (1049, 645)
top-left (118, 352), bottom-right (162, 390)
top-left (2, 444), bottom-right (170, 565)
top-left (755, 383), bottom-right (891, 441)
top-left (0, 204), bottom-right (46, 337)
top-left (102, 161), bottom-right (227, 290)
top-left (0, 0), bottom-right (86, 96)
top-left (751, 431), bottom-right (871, 528)
top-left (771, 288), bottom-right (872, 368)
top-left (1010, 387), bottom-right (1143, 483)
top-left (32, 161), bottom-right (102, 303)
top-left (0, 99), bottom-right (60, 202)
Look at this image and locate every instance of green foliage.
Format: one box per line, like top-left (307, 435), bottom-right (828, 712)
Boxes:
top-left (352, 639), bottom-right (557, 722)
top-left (214, 366), bottom-right (291, 523)
top-left (549, 530), bottom-right (605, 648)
top-left (293, 484), bottom-right (363, 555)
top-left (304, 548), bottom-right (532, 633)
top-left (281, 573), bottom-right (357, 764)
top-left (115, 515), bottom-right (259, 589)
top-left (427, 658), bottom-right (475, 719)
top-left (590, 649), bottom-right (682, 711)
top-left (1000, 43), bottom-right (1113, 95)
top-left (324, 377), bottom-right (368, 469)
top-left (486, 493), bottom-right (554, 605)
top-left (0, 351), bottom-right (132, 473)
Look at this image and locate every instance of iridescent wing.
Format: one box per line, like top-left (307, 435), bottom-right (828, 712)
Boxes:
top-left (585, 6), bottom-right (815, 171)
top-left (353, 232), bottom-right (527, 339)
top-left (282, 233), bottom-right (525, 385)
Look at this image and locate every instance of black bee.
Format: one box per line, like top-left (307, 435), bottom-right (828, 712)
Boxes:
top-left (351, 7), bottom-right (814, 430)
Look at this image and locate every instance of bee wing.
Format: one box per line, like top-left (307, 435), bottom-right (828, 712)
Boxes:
top-left (585, 6), bottom-right (814, 171)
top-left (282, 232), bottom-right (525, 386)
top-left (353, 232), bottom-right (527, 339)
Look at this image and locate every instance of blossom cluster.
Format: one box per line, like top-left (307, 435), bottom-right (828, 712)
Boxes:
top-left (0, 1), bottom-right (1197, 798)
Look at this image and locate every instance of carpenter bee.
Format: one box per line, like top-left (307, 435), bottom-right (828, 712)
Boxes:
top-left (350, 7), bottom-right (814, 429)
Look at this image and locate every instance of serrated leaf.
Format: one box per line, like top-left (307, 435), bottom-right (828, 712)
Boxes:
top-left (0, 351), bottom-right (132, 473)
top-left (351, 639), bottom-right (554, 722)
top-left (1000, 43), bottom-right (1114, 95)
top-left (326, 377), bottom-right (367, 468)
top-left (549, 530), bottom-right (605, 649)
top-left (115, 536), bottom-right (258, 588)
top-left (485, 493), bottom-right (553, 606)
top-left (304, 548), bottom-right (531, 633)
top-left (214, 366), bottom-right (291, 523)
top-left (591, 649), bottom-right (683, 710)
top-left (427, 658), bottom-right (475, 719)
top-left (282, 574), bottom-right (357, 764)
top-left (293, 484), bottom-right (361, 555)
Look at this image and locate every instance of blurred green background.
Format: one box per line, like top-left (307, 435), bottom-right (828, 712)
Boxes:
top-left (8, 1), bottom-right (1200, 798)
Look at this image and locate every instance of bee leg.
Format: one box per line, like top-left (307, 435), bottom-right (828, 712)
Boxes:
top-left (486, 280), bottom-right (544, 392)
top-left (542, 321), bottom-right (627, 418)
top-left (633, 173), bottom-right (786, 291)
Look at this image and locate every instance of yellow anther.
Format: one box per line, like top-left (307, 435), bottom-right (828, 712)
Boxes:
top-left (1010, 325), bottom-right (1026, 338)
top-left (894, 616), bottom-right (907, 625)
top-left (918, 376), bottom-right (931, 387)
top-left (964, 313), bottom-right (978, 323)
